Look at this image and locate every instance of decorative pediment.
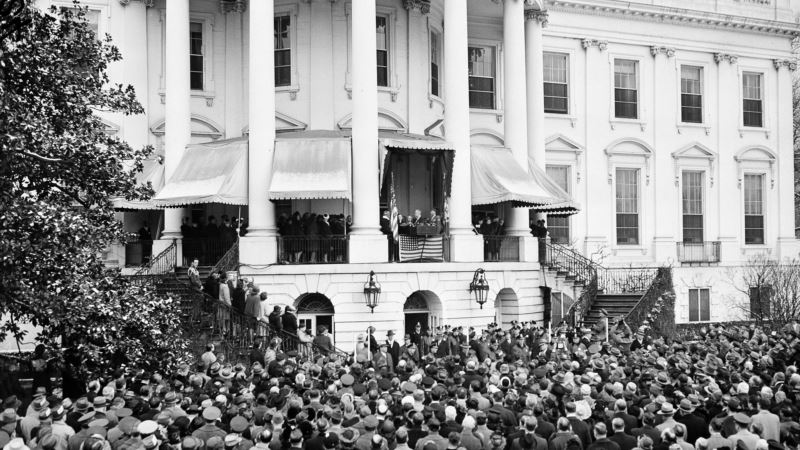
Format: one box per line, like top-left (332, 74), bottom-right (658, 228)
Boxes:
top-left (241, 112), bottom-right (308, 135)
top-left (546, 134), bottom-right (584, 183)
top-left (337, 109), bottom-right (407, 132)
top-left (671, 142), bottom-right (717, 186)
top-left (604, 138), bottom-right (654, 185)
top-left (470, 129), bottom-right (504, 146)
top-left (150, 114), bottom-right (224, 140)
top-left (735, 146), bottom-right (776, 188)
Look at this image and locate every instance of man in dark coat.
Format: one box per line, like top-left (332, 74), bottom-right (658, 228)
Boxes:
top-left (607, 399), bottom-right (638, 435)
top-left (608, 419), bottom-right (637, 450)
top-left (385, 330), bottom-right (401, 368)
top-left (282, 306), bottom-right (298, 335)
top-left (268, 306), bottom-right (283, 332)
top-left (587, 423), bottom-right (621, 450)
top-left (676, 399), bottom-right (708, 445)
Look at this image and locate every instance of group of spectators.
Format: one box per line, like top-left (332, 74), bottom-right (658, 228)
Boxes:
top-left (2, 319), bottom-right (800, 450)
top-left (181, 216), bottom-right (245, 266)
top-left (277, 213), bottom-right (351, 264)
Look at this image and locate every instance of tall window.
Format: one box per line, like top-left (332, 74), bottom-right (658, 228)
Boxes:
top-left (744, 174), bottom-right (765, 244)
top-left (274, 15), bottom-right (291, 87)
top-left (749, 286), bottom-right (771, 319)
top-left (430, 31), bottom-right (441, 97)
top-left (544, 53), bottom-right (568, 114)
top-left (614, 59), bottom-right (638, 119)
top-left (376, 16), bottom-right (389, 87)
top-left (615, 168), bottom-right (639, 245)
top-left (682, 171), bottom-right (704, 243)
top-left (468, 46), bottom-right (495, 109)
top-left (66, 7), bottom-right (100, 37)
top-left (743, 72), bottom-right (763, 127)
top-left (546, 165), bottom-right (571, 244)
top-left (190, 22), bottom-right (203, 91)
top-left (688, 288), bottom-right (710, 322)
top-left (681, 65), bottom-right (703, 123)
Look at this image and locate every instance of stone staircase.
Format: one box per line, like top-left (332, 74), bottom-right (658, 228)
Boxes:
top-left (582, 293), bottom-right (642, 327)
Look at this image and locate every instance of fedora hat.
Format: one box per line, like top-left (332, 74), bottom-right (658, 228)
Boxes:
top-left (658, 403), bottom-right (675, 415)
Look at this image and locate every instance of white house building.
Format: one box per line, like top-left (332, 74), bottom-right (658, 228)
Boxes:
top-left (46, 0), bottom-right (800, 347)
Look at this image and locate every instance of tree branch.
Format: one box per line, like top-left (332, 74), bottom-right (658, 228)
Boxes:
top-left (17, 150), bottom-right (64, 163)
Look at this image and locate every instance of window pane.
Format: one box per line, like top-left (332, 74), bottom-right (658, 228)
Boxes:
top-left (468, 47), bottom-right (495, 77)
top-left (431, 31), bottom-right (441, 96)
top-left (274, 16), bottom-right (291, 87)
top-left (190, 22), bottom-right (203, 91)
top-left (680, 67), bottom-right (703, 123)
top-left (616, 169), bottom-right (639, 245)
top-left (682, 172), bottom-right (703, 215)
top-left (689, 289), bottom-right (699, 322)
top-left (546, 166), bottom-right (570, 243)
top-left (744, 174), bottom-right (763, 215)
top-left (614, 60), bottom-right (637, 119)
top-left (743, 73), bottom-right (763, 127)
top-left (468, 46), bottom-right (495, 109)
top-left (700, 289), bottom-right (710, 321)
top-left (376, 16), bottom-right (387, 51)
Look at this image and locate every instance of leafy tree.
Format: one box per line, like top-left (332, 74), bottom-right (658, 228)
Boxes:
top-left (0, 1), bottom-right (187, 379)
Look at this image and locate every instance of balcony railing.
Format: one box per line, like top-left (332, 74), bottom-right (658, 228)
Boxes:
top-left (125, 239), bottom-right (154, 267)
top-left (183, 238), bottom-right (236, 266)
top-left (396, 234), bottom-right (450, 262)
top-left (677, 241), bottom-right (721, 264)
top-left (483, 236), bottom-right (520, 262)
top-left (599, 268), bottom-right (658, 293)
top-left (277, 236), bottom-right (349, 264)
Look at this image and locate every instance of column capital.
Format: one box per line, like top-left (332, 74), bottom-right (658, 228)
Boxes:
top-left (220, 0), bottom-right (247, 14)
top-left (581, 38), bottom-right (607, 51)
top-left (773, 58), bottom-right (797, 71)
top-left (404, 0), bottom-right (431, 14)
top-left (649, 46), bottom-right (676, 58)
top-left (713, 53), bottom-right (739, 64)
top-left (524, 9), bottom-right (549, 27)
top-left (119, 0), bottom-right (154, 7)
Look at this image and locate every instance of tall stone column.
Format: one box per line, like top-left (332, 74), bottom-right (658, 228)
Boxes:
top-left (651, 46), bottom-right (677, 263)
top-left (715, 53), bottom-right (739, 259)
top-left (120, 0), bottom-right (150, 151)
top-left (444, 0), bottom-right (483, 261)
top-left (348, 0), bottom-right (388, 263)
top-left (773, 59), bottom-right (800, 258)
top-left (161, 0), bottom-right (190, 245)
top-left (239, 0), bottom-right (279, 266)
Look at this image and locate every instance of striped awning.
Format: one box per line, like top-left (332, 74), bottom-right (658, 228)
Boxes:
top-left (268, 135), bottom-right (352, 200)
top-left (528, 159), bottom-right (581, 216)
top-left (112, 158), bottom-right (165, 210)
top-left (471, 146), bottom-right (560, 207)
top-left (153, 138), bottom-right (248, 207)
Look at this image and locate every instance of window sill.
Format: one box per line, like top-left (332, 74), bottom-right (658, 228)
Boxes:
top-left (428, 93), bottom-right (444, 109)
top-left (609, 118), bottom-right (647, 131)
top-left (676, 122), bottom-right (711, 136)
top-left (546, 113), bottom-right (577, 128)
top-left (741, 244), bottom-right (772, 254)
top-left (159, 89), bottom-right (216, 107)
top-left (738, 127), bottom-right (771, 139)
top-left (276, 85), bottom-right (300, 100)
top-left (470, 108), bottom-right (504, 123)
top-left (344, 84), bottom-right (400, 102)
top-left (611, 245), bottom-right (648, 256)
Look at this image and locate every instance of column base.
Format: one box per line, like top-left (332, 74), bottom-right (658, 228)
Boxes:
top-left (449, 233), bottom-right (484, 262)
top-left (239, 235), bottom-right (278, 266)
top-left (348, 234), bottom-right (389, 263)
top-left (652, 237), bottom-right (676, 264)
top-left (519, 235), bottom-right (539, 263)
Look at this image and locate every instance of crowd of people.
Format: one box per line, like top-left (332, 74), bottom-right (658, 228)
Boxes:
top-left (181, 216), bottom-right (246, 266)
top-left (2, 316), bottom-right (800, 450)
top-left (276, 213), bottom-right (351, 264)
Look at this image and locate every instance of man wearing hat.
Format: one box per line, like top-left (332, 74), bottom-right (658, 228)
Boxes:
top-left (414, 418), bottom-right (447, 450)
top-left (385, 331), bottom-right (401, 369)
top-left (676, 399), bottom-right (706, 445)
top-left (655, 404), bottom-right (677, 433)
top-left (282, 306), bottom-right (298, 336)
top-left (339, 429), bottom-right (360, 450)
top-left (20, 397), bottom-right (47, 442)
top-left (372, 344), bottom-right (394, 372)
top-left (728, 413), bottom-right (758, 450)
top-left (50, 405), bottom-right (75, 442)
top-left (192, 407), bottom-right (227, 442)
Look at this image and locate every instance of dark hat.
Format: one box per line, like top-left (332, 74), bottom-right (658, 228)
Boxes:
top-left (733, 413), bottom-right (752, 425)
top-left (339, 429), bottom-right (360, 445)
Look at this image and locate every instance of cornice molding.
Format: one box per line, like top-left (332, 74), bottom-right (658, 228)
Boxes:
top-left (403, 0), bottom-right (431, 14)
top-left (713, 53), bottom-right (739, 64)
top-left (524, 9), bottom-right (549, 27)
top-left (545, 0), bottom-right (800, 38)
top-left (119, 0), bottom-right (154, 6)
top-left (581, 38), bottom-right (607, 51)
top-left (773, 58), bottom-right (798, 71)
top-left (649, 46), bottom-right (676, 57)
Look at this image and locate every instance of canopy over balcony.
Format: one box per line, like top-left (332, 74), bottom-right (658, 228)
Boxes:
top-left (153, 137), bottom-right (248, 207)
top-left (269, 131), bottom-right (352, 200)
top-left (527, 160), bottom-right (580, 216)
top-left (471, 146), bottom-right (563, 208)
top-left (112, 158), bottom-right (165, 210)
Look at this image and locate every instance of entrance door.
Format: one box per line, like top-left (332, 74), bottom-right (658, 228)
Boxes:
top-left (404, 312), bottom-right (429, 337)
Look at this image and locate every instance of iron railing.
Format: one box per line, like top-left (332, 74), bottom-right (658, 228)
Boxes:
top-left (676, 241), bottom-right (721, 264)
top-left (124, 239), bottom-right (154, 267)
top-left (182, 238), bottom-right (235, 266)
top-left (212, 237), bottom-right (240, 274)
top-left (565, 272), bottom-right (598, 327)
top-left (129, 239), bottom-right (177, 287)
top-left (277, 236), bottom-right (349, 264)
top-left (483, 236), bottom-right (520, 262)
top-left (598, 268), bottom-right (659, 293)
top-left (541, 240), bottom-right (598, 286)
top-left (624, 267), bottom-right (674, 333)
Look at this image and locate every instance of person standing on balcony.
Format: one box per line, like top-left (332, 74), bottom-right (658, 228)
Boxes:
top-left (313, 325), bottom-right (334, 356)
top-left (268, 306), bottom-right (283, 333)
top-left (244, 286), bottom-right (261, 318)
top-left (218, 273), bottom-right (231, 306)
top-left (138, 222), bottom-right (153, 262)
top-left (187, 259), bottom-right (202, 291)
top-left (319, 214), bottom-right (333, 263)
top-left (282, 305), bottom-right (298, 336)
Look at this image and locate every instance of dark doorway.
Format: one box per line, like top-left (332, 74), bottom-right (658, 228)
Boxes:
top-left (404, 313), bottom-right (429, 337)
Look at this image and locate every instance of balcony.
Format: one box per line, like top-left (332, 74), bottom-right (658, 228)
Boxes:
top-left (483, 236), bottom-right (520, 262)
top-left (277, 236), bottom-right (349, 264)
top-left (676, 241), bottom-right (721, 264)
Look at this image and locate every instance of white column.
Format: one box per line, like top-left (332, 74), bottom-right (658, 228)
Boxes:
top-left (239, 0), bottom-right (279, 267)
top-left (444, 0), bottom-right (483, 261)
top-left (503, 0), bottom-right (530, 238)
top-left (715, 54), bottom-right (739, 259)
top-left (774, 60), bottom-right (800, 258)
top-left (161, 0), bottom-right (191, 240)
top-left (121, 0), bottom-right (149, 151)
top-left (223, 9), bottom-right (244, 138)
top-left (651, 47), bottom-right (677, 263)
top-left (347, 0), bottom-right (387, 263)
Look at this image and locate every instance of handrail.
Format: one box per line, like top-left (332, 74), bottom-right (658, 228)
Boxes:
top-left (129, 239), bottom-right (177, 287)
top-left (624, 267), bottom-right (674, 335)
top-left (212, 237), bottom-right (240, 274)
top-left (542, 239), bottom-right (598, 286)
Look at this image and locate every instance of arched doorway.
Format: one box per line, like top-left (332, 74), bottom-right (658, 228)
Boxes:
top-left (295, 293), bottom-right (335, 341)
top-left (403, 291), bottom-right (443, 337)
top-left (495, 288), bottom-right (518, 328)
